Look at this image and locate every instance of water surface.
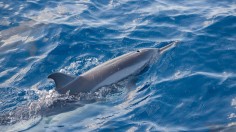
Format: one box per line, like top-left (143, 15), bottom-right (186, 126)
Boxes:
top-left (0, 0), bottom-right (236, 131)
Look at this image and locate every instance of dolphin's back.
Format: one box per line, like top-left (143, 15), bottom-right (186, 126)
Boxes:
top-left (83, 52), bottom-right (151, 92)
top-left (49, 49), bottom-right (155, 94)
top-left (60, 49), bottom-right (154, 94)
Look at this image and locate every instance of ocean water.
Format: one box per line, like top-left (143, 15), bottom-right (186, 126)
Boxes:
top-left (0, 0), bottom-right (236, 131)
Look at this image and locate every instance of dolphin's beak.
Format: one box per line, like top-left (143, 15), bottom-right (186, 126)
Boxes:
top-left (159, 41), bottom-right (179, 54)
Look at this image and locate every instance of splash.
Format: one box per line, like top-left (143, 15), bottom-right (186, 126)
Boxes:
top-left (0, 77), bottom-right (129, 127)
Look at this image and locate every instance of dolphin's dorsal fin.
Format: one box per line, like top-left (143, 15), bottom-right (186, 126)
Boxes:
top-left (48, 72), bottom-right (76, 89)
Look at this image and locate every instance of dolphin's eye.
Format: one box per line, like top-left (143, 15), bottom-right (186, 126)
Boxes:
top-left (137, 50), bottom-right (140, 52)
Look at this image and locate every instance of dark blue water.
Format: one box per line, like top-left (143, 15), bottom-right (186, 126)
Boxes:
top-left (1, 0), bottom-right (236, 131)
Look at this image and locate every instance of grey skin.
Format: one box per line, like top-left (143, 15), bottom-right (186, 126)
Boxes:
top-left (48, 42), bottom-right (177, 95)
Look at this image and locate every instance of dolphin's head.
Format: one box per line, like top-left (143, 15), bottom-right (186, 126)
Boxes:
top-left (135, 48), bottom-right (160, 60)
top-left (134, 41), bottom-right (178, 63)
top-left (137, 48), bottom-right (159, 54)
top-left (138, 41), bottom-right (178, 56)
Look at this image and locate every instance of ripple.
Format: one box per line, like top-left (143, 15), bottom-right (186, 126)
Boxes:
top-left (1, 0), bottom-right (236, 131)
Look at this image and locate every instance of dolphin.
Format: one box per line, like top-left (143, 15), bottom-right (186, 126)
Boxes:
top-left (48, 42), bottom-right (178, 95)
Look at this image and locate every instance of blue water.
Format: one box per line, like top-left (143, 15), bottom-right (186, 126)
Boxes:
top-left (1, 0), bottom-right (236, 131)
